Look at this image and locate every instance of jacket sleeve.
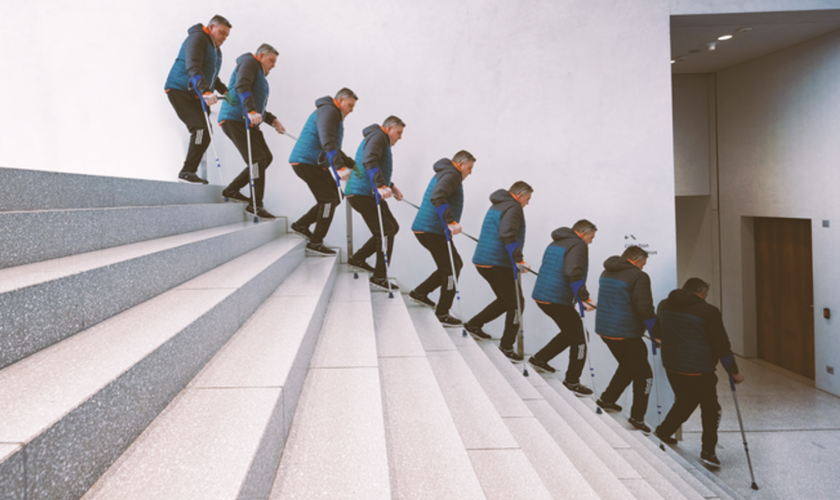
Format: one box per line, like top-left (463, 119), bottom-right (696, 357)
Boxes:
top-left (563, 242), bottom-right (590, 301)
top-left (430, 170), bottom-right (461, 224)
top-left (630, 272), bottom-right (656, 321)
top-left (316, 106), bottom-right (345, 168)
top-left (185, 32), bottom-right (212, 95)
top-left (362, 132), bottom-right (388, 187)
top-left (234, 57), bottom-right (261, 114)
top-left (214, 77), bottom-right (228, 95)
top-left (265, 112), bottom-right (278, 126)
top-left (498, 204), bottom-right (524, 262)
top-left (706, 306), bottom-right (740, 375)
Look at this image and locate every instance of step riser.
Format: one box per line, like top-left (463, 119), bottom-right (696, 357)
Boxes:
top-left (0, 167), bottom-right (223, 212)
top-left (0, 222), bottom-right (285, 370)
top-left (5, 242), bottom-right (304, 500)
top-left (0, 204), bottom-right (249, 269)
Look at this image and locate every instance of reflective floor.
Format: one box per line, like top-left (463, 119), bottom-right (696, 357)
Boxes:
top-left (678, 357), bottom-right (840, 500)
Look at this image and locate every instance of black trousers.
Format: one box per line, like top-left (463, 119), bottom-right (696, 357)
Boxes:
top-left (292, 163), bottom-right (341, 245)
top-left (468, 266), bottom-right (522, 350)
top-left (414, 232), bottom-right (462, 316)
top-left (168, 89), bottom-right (212, 174)
top-left (658, 371), bottom-right (721, 454)
top-left (348, 195), bottom-right (399, 279)
top-left (221, 120), bottom-right (273, 207)
top-left (600, 337), bottom-right (653, 421)
top-left (533, 302), bottom-right (586, 384)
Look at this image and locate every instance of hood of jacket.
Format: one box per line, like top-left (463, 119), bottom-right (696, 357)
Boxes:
top-left (550, 227), bottom-right (578, 242)
top-left (666, 288), bottom-right (705, 307)
top-left (489, 189), bottom-right (515, 205)
top-left (433, 158), bottom-right (459, 175)
top-left (604, 255), bottom-right (636, 273)
top-left (188, 24), bottom-right (207, 38)
top-left (362, 124), bottom-right (382, 138)
top-left (316, 96), bottom-right (340, 116)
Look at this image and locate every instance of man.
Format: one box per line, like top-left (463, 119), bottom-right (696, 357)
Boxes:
top-left (164, 15), bottom-right (231, 184)
top-left (594, 245), bottom-right (657, 433)
top-left (288, 88), bottom-right (358, 256)
top-left (217, 44), bottom-right (286, 219)
top-left (464, 181), bottom-right (533, 359)
top-left (345, 116), bottom-right (406, 290)
top-left (409, 151), bottom-right (475, 327)
top-left (527, 219), bottom-right (597, 396)
top-left (653, 278), bottom-right (745, 468)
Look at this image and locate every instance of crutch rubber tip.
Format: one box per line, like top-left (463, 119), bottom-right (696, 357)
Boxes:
top-left (462, 329), bottom-right (468, 337)
top-left (596, 407), bottom-right (603, 415)
top-left (660, 444), bottom-right (666, 452)
top-left (253, 217), bottom-right (259, 224)
top-left (388, 292), bottom-right (394, 299)
top-left (751, 483), bottom-right (759, 490)
top-left (353, 272), bottom-right (359, 279)
top-left (523, 368), bottom-right (529, 377)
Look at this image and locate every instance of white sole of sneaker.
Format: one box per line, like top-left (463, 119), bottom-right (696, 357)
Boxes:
top-left (306, 249), bottom-right (336, 257)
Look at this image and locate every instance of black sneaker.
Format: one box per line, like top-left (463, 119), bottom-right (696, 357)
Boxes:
top-left (528, 356), bottom-right (556, 374)
top-left (408, 290), bottom-right (435, 308)
top-left (464, 322), bottom-right (492, 341)
top-left (290, 222), bottom-right (313, 240)
top-left (306, 242), bottom-right (336, 256)
top-left (178, 171), bottom-right (209, 184)
top-left (628, 417), bottom-right (651, 434)
top-left (370, 276), bottom-right (398, 291)
top-left (499, 346), bottom-right (524, 362)
top-left (700, 451), bottom-right (720, 468)
top-left (348, 257), bottom-right (375, 273)
top-left (222, 188), bottom-right (250, 203)
top-left (563, 380), bottom-right (593, 397)
top-left (436, 314), bottom-right (462, 328)
top-left (245, 205), bottom-right (277, 219)
top-left (654, 428), bottom-right (678, 445)
top-left (596, 399), bottom-right (622, 413)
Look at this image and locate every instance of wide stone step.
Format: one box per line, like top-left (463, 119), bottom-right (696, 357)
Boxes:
top-left (0, 235), bottom-right (304, 500)
top-left (408, 302), bottom-right (596, 500)
top-left (0, 166), bottom-right (222, 212)
top-left (0, 202), bottom-right (249, 269)
top-left (82, 256), bottom-right (336, 500)
top-left (372, 292), bottom-right (486, 499)
top-left (271, 268), bottom-right (390, 499)
top-left (0, 219), bottom-right (288, 370)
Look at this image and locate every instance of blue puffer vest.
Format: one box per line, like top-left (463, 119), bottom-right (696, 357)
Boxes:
top-left (411, 160), bottom-right (464, 235)
top-left (218, 54), bottom-right (269, 123)
top-left (288, 97), bottom-right (344, 165)
top-left (164, 24), bottom-right (221, 93)
top-left (595, 277), bottom-right (642, 338)
top-left (531, 245), bottom-right (587, 305)
top-left (472, 191), bottom-right (526, 268)
top-left (346, 128), bottom-right (392, 197)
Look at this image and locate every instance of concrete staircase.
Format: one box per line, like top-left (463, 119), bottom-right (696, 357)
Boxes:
top-left (0, 167), bottom-right (743, 499)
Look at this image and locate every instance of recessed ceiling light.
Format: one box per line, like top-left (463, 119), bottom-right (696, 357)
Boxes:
top-left (737, 27), bottom-right (753, 33)
top-left (671, 59), bottom-right (676, 64)
top-left (718, 34), bottom-right (733, 41)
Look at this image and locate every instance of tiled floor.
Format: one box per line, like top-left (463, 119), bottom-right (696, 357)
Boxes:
top-left (678, 357), bottom-right (840, 500)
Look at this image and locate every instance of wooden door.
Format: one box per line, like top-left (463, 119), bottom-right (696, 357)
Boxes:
top-left (754, 217), bottom-right (815, 379)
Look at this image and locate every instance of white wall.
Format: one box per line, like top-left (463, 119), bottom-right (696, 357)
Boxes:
top-left (673, 75), bottom-right (711, 197)
top-left (1, 0), bottom-right (681, 415)
top-left (712, 28), bottom-right (840, 396)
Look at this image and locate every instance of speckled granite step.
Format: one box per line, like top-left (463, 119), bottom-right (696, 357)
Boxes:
top-left (82, 256), bottom-right (336, 500)
top-left (0, 166), bottom-right (223, 212)
top-left (0, 235), bottom-right (304, 500)
top-left (0, 219), bottom-right (290, 370)
top-left (372, 292), bottom-right (486, 499)
top-left (408, 302), bottom-right (594, 500)
top-left (270, 268), bottom-right (390, 500)
top-left (0, 202), bottom-right (250, 269)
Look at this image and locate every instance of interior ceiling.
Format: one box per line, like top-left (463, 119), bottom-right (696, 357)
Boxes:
top-left (671, 9), bottom-right (840, 74)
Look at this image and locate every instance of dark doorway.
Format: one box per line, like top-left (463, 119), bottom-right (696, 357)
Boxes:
top-left (754, 217), bottom-right (815, 379)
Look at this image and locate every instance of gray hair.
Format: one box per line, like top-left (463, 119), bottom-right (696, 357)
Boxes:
top-left (382, 115), bottom-right (406, 129)
top-left (572, 219), bottom-right (597, 236)
top-left (452, 150), bottom-right (476, 164)
top-left (509, 181), bottom-right (533, 197)
top-left (209, 15), bottom-right (232, 28)
top-left (335, 88), bottom-right (359, 101)
top-left (256, 43), bottom-right (279, 56)
top-left (622, 245), bottom-right (649, 261)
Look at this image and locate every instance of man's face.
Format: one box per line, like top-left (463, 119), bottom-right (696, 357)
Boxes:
top-left (581, 231), bottom-right (596, 245)
top-left (631, 257), bottom-right (647, 270)
top-left (387, 125), bottom-right (404, 146)
top-left (337, 98), bottom-right (357, 118)
top-left (457, 161), bottom-right (474, 179)
top-left (516, 192), bottom-right (532, 208)
top-left (208, 24), bottom-right (230, 47)
top-left (258, 53), bottom-right (277, 75)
